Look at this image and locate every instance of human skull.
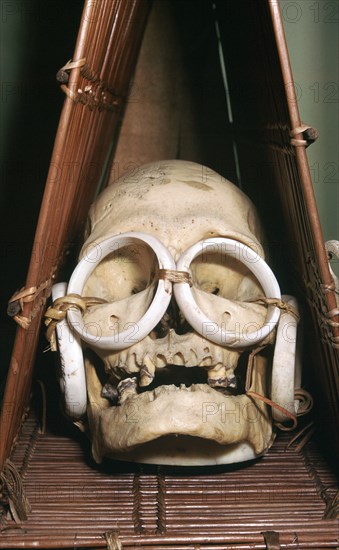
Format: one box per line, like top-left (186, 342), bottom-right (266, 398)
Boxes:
top-left (54, 160), bottom-right (298, 465)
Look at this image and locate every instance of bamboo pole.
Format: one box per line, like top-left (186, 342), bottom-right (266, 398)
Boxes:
top-left (0, 0), bottom-right (150, 474)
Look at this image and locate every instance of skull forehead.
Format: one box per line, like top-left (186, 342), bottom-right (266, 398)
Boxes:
top-left (83, 160), bottom-right (264, 258)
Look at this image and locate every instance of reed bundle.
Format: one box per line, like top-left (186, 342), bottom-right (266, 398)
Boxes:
top-left (0, 0), bottom-right (149, 472)
top-left (267, 2), bottom-right (339, 454)
top-left (215, 0), bottom-right (339, 455)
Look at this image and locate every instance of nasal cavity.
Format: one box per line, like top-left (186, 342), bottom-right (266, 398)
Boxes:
top-left (150, 297), bottom-right (191, 339)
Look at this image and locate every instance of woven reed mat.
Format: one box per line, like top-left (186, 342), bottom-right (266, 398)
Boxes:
top-left (0, 411), bottom-right (338, 549)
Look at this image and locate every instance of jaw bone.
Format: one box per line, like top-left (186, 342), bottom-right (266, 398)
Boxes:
top-left (85, 350), bottom-right (273, 466)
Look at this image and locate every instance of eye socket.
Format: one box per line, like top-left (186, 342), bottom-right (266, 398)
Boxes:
top-left (131, 283), bottom-right (148, 295)
top-left (197, 281), bottom-right (220, 295)
top-left (83, 244), bottom-right (157, 301)
top-left (190, 251), bottom-right (261, 300)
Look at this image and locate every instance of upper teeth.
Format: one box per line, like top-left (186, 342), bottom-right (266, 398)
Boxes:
top-left (104, 332), bottom-right (237, 373)
top-left (140, 356), bottom-right (155, 387)
top-left (207, 363), bottom-right (237, 389)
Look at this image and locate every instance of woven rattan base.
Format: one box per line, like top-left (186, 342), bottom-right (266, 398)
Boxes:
top-left (0, 411), bottom-right (338, 549)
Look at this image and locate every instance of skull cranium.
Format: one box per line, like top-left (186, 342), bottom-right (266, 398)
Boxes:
top-left (52, 160), bottom-right (299, 465)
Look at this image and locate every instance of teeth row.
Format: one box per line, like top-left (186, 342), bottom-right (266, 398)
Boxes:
top-left (110, 350), bottom-right (223, 372)
top-left (113, 369), bottom-right (237, 405)
top-left (114, 361), bottom-right (236, 390)
top-left (108, 348), bottom-right (240, 374)
top-left (101, 345), bottom-right (240, 403)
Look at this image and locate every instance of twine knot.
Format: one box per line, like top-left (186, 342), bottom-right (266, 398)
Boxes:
top-left (158, 269), bottom-right (193, 286)
top-left (44, 294), bottom-right (106, 351)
